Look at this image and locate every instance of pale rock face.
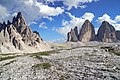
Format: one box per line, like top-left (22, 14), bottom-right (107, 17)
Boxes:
top-left (79, 20), bottom-right (95, 42)
top-left (97, 21), bottom-right (116, 43)
top-left (0, 12), bottom-right (51, 53)
top-left (67, 28), bottom-right (78, 42)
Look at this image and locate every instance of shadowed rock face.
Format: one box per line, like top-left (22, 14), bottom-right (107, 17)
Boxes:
top-left (97, 21), bottom-right (116, 42)
top-left (67, 20), bottom-right (95, 42)
top-left (67, 28), bottom-right (78, 42)
top-left (0, 12), bottom-right (49, 53)
top-left (78, 20), bottom-right (95, 42)
top-left (74, 26), bottom-right (78, 38)
top-left (115, 31), bottom-right (120, 40)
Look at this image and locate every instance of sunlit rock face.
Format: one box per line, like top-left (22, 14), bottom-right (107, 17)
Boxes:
top-left (67, 28), bottom-right (78, 42)
top-left (0, 12), bottom-right (50, 53)
top-left (78, 20), bottom-right (96, 42)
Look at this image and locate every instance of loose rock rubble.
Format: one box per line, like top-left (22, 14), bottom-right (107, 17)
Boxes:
top-left (0, 46), bottom-right (120, 80)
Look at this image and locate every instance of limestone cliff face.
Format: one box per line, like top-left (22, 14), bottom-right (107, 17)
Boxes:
top-left (67, 20), bottom-right (118, 43)
top-left (67, 27), bottom-right (78, 42)
top-left (97, 21), bottom-right (117, 42)
top-left (0, 12), bottom-right (50, 53)
top-left (78, 20), bottom-right (95, 42)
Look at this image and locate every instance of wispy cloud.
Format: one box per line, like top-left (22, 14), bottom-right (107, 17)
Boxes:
top-left (39, 22), bottom-right (48, 29)
top-left (97, 13), bottom-right (120, 30)
top-left (0, 0), bottom-right (64, 24)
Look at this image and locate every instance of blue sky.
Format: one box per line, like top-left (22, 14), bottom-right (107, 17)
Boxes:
top-left (0, 0), bottom-right (120, 42)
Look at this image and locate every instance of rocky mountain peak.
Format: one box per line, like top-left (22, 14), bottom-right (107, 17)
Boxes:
top-left (7, 20), bottom-right (11, 25)
top-left (78, 20), bottom-right (95, 42)
top-left (97, 21), bottom-right (116, 42)
top-left (67, 20), bottom-right (119, 43)
top-left (0, 12), bottom-right (50, 53)
top-left (17, 12), bottom-right (22, 19)
top-left (74, 26), bottom-right (78, 38)
top-left (67, 27), bottom-right (78, 42)
top-left (84, 19), bottom-right (90, 23)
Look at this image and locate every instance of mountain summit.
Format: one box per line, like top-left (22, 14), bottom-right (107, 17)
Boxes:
top-left (67, 20), bottom-right (96, 42)
top-left (78, 20), bottom-right (95, 42)
top-left (97, 21), bottom-right (117, 42)
top-left (67, 20), bottom-right (119, 43)
top-left (0, 12), bottom-right (50, 53)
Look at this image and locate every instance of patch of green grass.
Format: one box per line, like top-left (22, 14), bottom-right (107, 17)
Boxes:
top-left (30, 50), bottom-right (59, 56)
top-left (33, 55), bottom-right (43, 59)
top-left (0, 53), bottom-right (16, 56)
top-left (101, 47), bottom-right (120, 56)
top-left (0, 55), bottom-right (20, 61)
top-left (32, 62), bottom-right (51, 69)
top-left (2, 60), bottom-right (16, 67)
top-left (112, 52), bottom-right (120, 56)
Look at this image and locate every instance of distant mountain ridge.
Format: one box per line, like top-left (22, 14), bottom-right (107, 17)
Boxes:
top-left (67, 20), bottom-right (120, 43)
top-left (0, 12), bottom-right (51, 53)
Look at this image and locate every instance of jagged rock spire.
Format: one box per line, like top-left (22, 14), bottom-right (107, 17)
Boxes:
top-left (67, 27), bottom-right (78, 42)
top-left (78, 20), bottom-right (95, 42)
top-left (97, 21), bottom-right (116, 42)
top-left (0, 12), bottom-right (49, 53)
top-left (17, 12), bottom-right (22, 19)
top-left (7, 20), bottom-right (11, 25)
top-left (74, 26), bottom-right (78, 38)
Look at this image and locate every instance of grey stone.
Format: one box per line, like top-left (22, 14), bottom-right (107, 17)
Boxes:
top-left (97, 21), bottom-right (117, 42)
top-left (78, 20), bottom-right (95, 42)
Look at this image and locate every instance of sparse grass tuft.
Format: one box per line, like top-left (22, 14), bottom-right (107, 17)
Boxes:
top-left (0, 53), bottom-right (16, 56)
top-left (101, 47), bottom-right (120, 56)
top-left (2, 60), bottom-right (16, 67)
top-left (32, 62), bottom-right (51, 69)
top-left (0, 55), bottom-right (20, 61)
top-left (30, 50), bottom-right (59, 56)
top-left (112, 52), bottom-right (120, 56)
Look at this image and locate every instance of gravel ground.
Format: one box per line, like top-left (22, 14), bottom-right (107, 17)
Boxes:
top-left (0, 46), bottom-right (120, 80)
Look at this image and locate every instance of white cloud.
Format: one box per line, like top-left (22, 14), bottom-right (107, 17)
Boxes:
top-left (63, 0), bottom-right (99, 10)
top-left (82, 12), bottom-right (95, 21)
top-left (115, 15), bottom-right (120, 22)
top-left (97, 13), bottom-right (120, 31)
top-left (97, 14), bottom-right (116, 24)
top-left (35, 2), bottom-right (64, 17)
top-left (56, 12), bottom-right (95, 35)
top-left (0, 5), bottom-right (10, 22)
top-left (114, 24), bottom-right (120, 30)
top-left (12, 12), bottom-right (17, 17)
top-left (0, 0), bottom-right (100, 24)
top-left (39, 22), bottom-right (48, 29)
top-left (0, 0), bottom-right (64, 24)
top-left (95, 27), bottom-right (99, 34)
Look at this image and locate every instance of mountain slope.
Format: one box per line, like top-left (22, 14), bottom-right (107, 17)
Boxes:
top-left (0, 12), bottom-right (51, 53)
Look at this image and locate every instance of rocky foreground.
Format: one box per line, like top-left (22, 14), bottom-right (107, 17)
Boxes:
top-left (0, 44), bottom-right (120, 80)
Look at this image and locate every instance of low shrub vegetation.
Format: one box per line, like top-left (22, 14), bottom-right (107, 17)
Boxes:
top-left (32, 62), bottom-right (51, 69)
top-left (101, 47), bottom-right (120, 56)
top-left (0, 55), bottom-right (20, 61)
